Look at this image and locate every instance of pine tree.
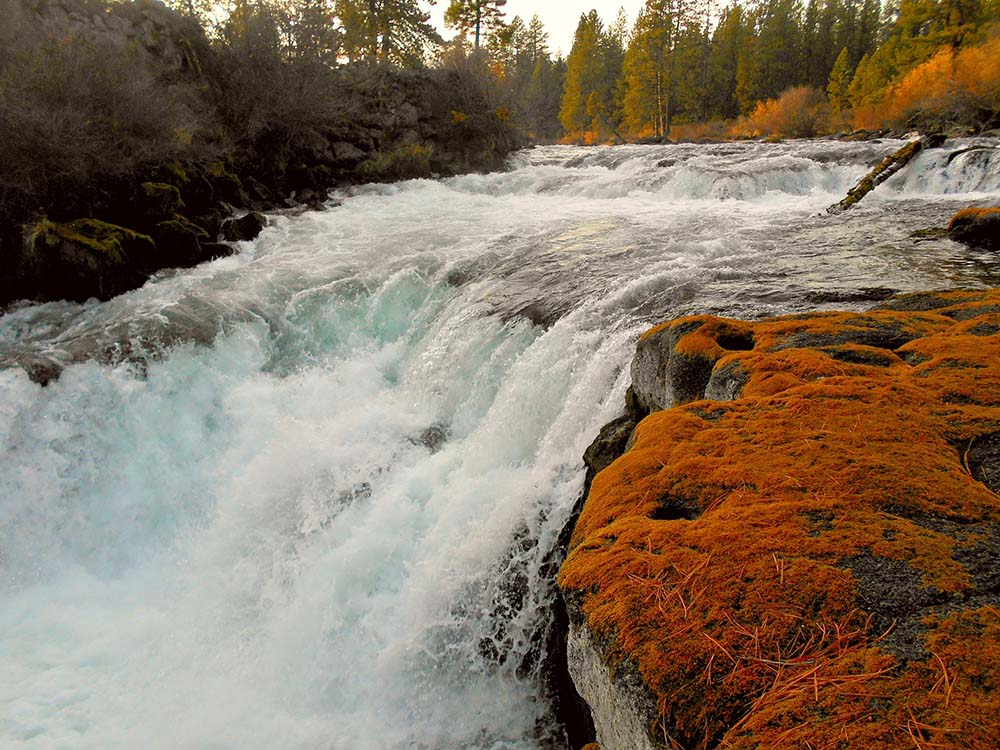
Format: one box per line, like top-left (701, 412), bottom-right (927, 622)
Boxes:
top-left (621, 0), bottom-right (702, 138)
top-left (445, 0), bottom-right (507, 50)
top-left (523, 55), bottom-right (566, 140)
top-left (559, 11), bottom-right (605, 134)
top-left (705, 4), bottom-right (748, 119)
top-left (524, 14), bottom-right (548, 64)
top-left (827, 45), bottom-right (852, 111)
top-left (335, 0), bottom-right (441, 65)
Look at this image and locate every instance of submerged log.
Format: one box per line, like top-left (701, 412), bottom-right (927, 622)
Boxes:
top-left (827, 137), bottom-right (930, 214)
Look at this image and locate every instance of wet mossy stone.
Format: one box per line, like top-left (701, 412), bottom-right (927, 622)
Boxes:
top-left (190, 209), bottom-right (223, 240)
top-left (139, 181), bottom-right (184, 219)
top-left (205, 161), bottom-right (251, 207)
top-left (947, 206), bottom-right (1000, 251)
top-left (221, 212), bottom-right (266, 242)
top-left (152, 214), bottom-right (209, 268)
top-left (245, 176), bottom-right (274, 203)
top-left (632, 317), bottom-right (756, 412)
top-left (22, 219), bottom-right (154, 301)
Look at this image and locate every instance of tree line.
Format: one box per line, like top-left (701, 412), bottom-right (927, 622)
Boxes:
top-left (557, 0), bottom-right (1000, 141)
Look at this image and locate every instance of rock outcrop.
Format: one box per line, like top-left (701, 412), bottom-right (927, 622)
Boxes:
top-left (948, 207), bottom-right (1000, 251)
top-left (0, 0), bottom-right (526, 308)
top-left (559, 289), bottom-right (1000, 750)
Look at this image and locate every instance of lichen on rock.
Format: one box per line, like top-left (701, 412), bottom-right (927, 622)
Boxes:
top-left (560, 288), bottom-right (1000, 750)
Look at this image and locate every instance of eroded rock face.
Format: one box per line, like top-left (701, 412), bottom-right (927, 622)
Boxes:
top-left (566, 622), bottom-right (658, 750)
top-left (560, 288), bottom-right (1000, 750)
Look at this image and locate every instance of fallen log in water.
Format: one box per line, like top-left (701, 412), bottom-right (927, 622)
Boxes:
top-left (827, 136), bottom-right (938, 214)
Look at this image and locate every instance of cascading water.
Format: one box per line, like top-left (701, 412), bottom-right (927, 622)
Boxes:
top-left (1, 139), bottom-right (999, 750)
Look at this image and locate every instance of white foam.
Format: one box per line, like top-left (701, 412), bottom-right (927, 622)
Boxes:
top-left (1, 138), bottom-right (998, 749)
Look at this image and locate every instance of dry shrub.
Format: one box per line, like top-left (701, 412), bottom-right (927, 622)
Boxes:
top-left (670, 120), bottom-right (732, 142)
top-left (731, 86), bottom-right (830, 139)
top-left (0, 1), bottom-right (211, 217)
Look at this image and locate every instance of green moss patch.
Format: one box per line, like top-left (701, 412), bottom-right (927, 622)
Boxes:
top-left (26, 218), bottom-right (154, 264)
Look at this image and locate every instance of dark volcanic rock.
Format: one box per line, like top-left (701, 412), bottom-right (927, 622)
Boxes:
top-left (222, 212), bottom-right (267, 242)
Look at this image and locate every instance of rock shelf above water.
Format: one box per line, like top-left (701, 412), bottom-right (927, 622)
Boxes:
top-left (559, 289), bottom-right (1000, 750)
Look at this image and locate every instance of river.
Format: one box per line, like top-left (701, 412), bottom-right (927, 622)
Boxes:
top-left (1, 139), bottom-right (999, 749)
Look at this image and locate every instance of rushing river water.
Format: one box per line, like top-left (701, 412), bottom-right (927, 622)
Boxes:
top-left (1, 139), bottom-right (999, 750)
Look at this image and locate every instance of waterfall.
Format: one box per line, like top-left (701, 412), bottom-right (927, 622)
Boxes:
top-left (1, 138), bottom-right (998, 750)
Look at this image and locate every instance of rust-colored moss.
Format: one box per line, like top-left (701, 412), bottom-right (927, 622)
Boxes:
top-left (560, 294), bottom-right (1000, 749)
top-left (948, 206), bottom-right (1000, 230)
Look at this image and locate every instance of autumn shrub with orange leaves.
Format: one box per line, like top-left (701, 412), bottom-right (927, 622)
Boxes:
top-left (860, 36), bottom-right (1000, 131)
top-left (732, 86), bottom-right (831, 139)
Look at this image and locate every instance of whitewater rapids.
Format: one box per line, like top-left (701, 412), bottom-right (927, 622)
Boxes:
top-left (1, 139), bottom-right (999, 750)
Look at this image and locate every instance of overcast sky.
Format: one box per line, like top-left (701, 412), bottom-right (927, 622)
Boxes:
top-left (429, 1), bottom-right (647, 57)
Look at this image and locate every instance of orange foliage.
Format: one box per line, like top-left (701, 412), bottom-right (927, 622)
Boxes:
top-left (732, 86), bottom-right (830, 139)
top-left (669, 120), bottom-right (732, 142)
top-left (881, 46), bottom-right (958, 125)
top-left (560, 289), bottom-right (1000, 749)
top-left (856, 36), bottom-right (1000, 130)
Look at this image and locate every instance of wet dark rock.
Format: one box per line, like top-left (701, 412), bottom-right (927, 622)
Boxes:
top-left (205, 162), bottom-right (251, 207)
top-left (805, 287), bottom-right (898, 304)
top-left (631, 319), bottom-right (711, 412)
top-left (875, 291), bottom-right (971, 313)
top-left (245, 176), bottom-right (274, 203)
top-left (967, 432), bottom-right (1000, 494)
top-left (152, 214), bottom-right (209, 268)
top-left (774, 317), bottom-right (926, 351)
top-left (704, 360), bottom-right (749, 401)
top-left (839, 551), bottom-right (950, 662)
top-left (947, 207), bottom-right (1000, 251)
top-left (17, 355), bottom-right (63, 386)
top-left (201, 242), bottom-right (237, 260)
top-left (413, 423), bottom-right (450, 453)
top-left (138, 181), bottom-right (184, 220)
top-left (18, 219), bottom-right (154, 302)
top-left (967, 321), bottom-right (1000, 336)
top-left (583, 416), bottom-right (637, 485)
top-left (294, 187), bottom-right (328, 209)
top-left (221, 212), bottom-right (266, 242)
top-left (822, 344), bottom-right (902, 367)
top-left (190, 210), bottom-right (223, 240)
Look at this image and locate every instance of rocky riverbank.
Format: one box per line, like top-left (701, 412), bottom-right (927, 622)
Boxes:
top-left (559, 288), bottom-right (1000, 749)
top-left (0, 0), bottom-right (524, 308)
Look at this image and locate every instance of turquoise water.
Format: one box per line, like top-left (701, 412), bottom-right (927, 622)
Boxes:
top-left (1, 139), bottom-right (998, 749)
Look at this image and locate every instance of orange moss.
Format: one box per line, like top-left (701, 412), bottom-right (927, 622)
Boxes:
top-left (560, 292), bottom-right (1000, 749)
top-left (949, 206), bottom-right (1000, 230)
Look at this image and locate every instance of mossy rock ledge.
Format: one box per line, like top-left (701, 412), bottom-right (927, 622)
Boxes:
top-left (559, 288), bottom-right (1000, 750)
top-left (19, 219), bottom-right (155, 302)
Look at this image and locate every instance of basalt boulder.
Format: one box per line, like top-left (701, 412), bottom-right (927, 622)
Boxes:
top-left (221, 212), bottom-right (267, 242)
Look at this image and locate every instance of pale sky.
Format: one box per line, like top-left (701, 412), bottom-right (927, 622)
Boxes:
top-left (430, 1), bottom-right (647, 58)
